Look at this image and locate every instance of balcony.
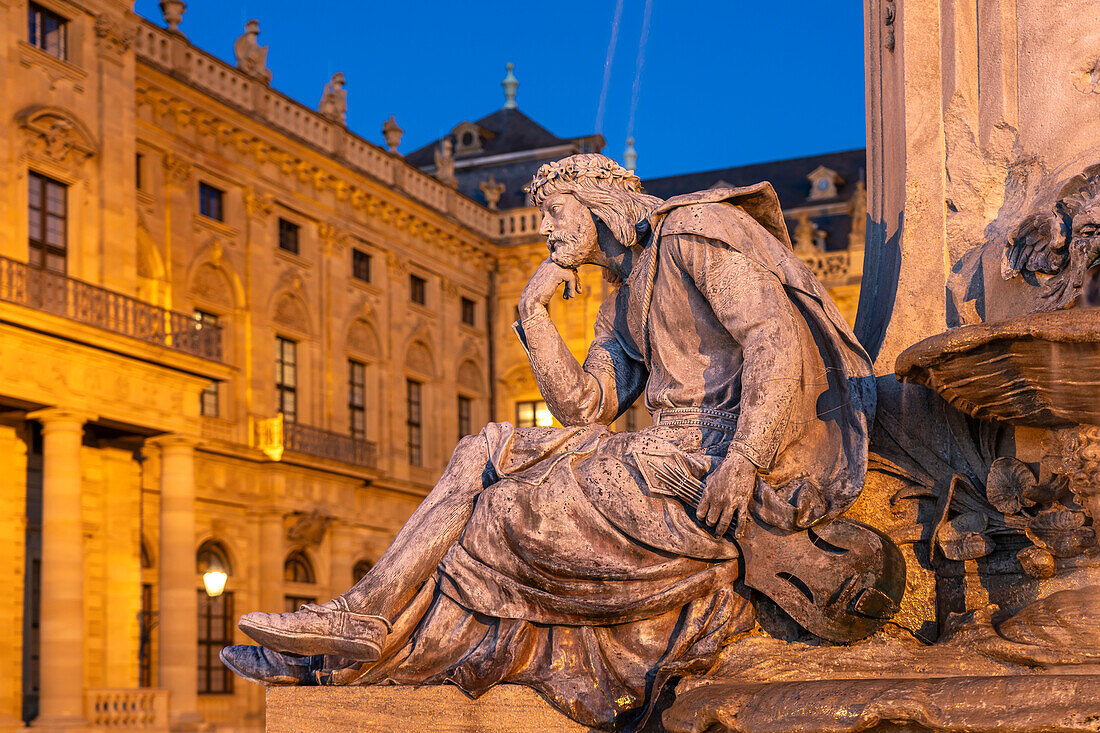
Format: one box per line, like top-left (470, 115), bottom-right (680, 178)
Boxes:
top-left (0, 255), bottom-right (222, 361)
top-left (254, 414), bottom-right (378, 469)
top-left (85, 688), bottom-right (169, 730)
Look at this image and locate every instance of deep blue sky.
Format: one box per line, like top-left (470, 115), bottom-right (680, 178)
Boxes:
top-left (134, 1), bottom-right (866, 179)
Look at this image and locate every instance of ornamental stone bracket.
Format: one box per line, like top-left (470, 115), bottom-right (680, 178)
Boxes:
top-left (95, 14), bottom-right (137, 60)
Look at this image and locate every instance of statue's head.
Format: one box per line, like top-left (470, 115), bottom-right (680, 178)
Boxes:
top-left (526, 153), bottom-right (662, 269)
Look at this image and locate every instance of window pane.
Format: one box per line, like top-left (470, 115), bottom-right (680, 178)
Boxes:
top-left (45, 252), bottom-right (65, 274)
top-left (45, 215), bottom-right (64, 247)
top-left (352, 249), bottom-right (370, 282)
top-left (45, 183), bottom-right (64, 215)
top-left (278, 218), bottom-right (299, 254)
top-left (535, 401), bottom-right (553, 427)
top-left (28, 176), bottom-right (42, 210)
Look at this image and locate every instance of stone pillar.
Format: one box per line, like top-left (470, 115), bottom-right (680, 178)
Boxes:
top-left (28, 409), bottom-right (93, 730)
top-left (151, 436), bottom-right (202, 730)
top-left (258, 512), bottom-right (284, 613)
top-left (0, 424), bottom-right (28, 731)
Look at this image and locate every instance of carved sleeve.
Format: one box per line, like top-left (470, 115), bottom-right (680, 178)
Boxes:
top-left (513, 290), bottom-right (646, 427)
top-left (672, 233), bottom-right (801, 470)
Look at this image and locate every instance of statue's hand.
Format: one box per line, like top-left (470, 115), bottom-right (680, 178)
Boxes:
top-left (518, 259), bottom-right (582, 320)
top-left (697, 450), bottom-right (757, 540)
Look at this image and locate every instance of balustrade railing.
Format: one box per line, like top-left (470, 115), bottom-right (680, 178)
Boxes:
top-left (0, 256), bottom-right (222, 361)
top-left (85, 688), bottom-right (168, 729)
top-left (283, 420), bottom-right (378, 469)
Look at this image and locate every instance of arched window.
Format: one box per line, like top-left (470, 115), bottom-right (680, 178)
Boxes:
top-left (195, 540), bottom-right (233, 695)
top-left (196, 540), bottom-right (232, 576)
top-left (352, 559), bottom-right (372, 584)
top-left (284, 549), bottom-right (315, 584)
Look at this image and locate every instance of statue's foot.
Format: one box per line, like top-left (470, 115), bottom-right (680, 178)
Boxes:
top-left (219, 645), bottom-right (320, 686)
top-left (237, 597), bottom-right (390, 661)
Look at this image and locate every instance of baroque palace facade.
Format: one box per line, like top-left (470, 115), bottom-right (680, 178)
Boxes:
top-left (0, 2), bottom-right (866, 730)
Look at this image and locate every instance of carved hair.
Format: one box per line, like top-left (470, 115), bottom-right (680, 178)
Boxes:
top-left (527, 154), bottom-right (663, 248)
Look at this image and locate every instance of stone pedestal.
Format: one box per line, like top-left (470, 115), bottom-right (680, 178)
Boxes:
top-left (265, 685), bottom-right (591, 733)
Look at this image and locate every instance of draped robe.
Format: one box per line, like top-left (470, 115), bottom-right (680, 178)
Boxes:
top-left (354, 187), bottom-right (875, 730)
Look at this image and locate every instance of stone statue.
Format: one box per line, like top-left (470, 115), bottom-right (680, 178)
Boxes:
top-left (319, 72), bottom-right (347, 125)
top-left (478, 174), bottom-right (505, 209)
top-left (233, 20), bottom-right (271, 84)
top-left (434, 138), bottom-right (457, 187)
top-left (221, 153), bottom-right (881, 729)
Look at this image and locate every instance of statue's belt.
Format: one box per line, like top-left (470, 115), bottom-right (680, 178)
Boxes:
top-left (652, 407), bottom-right (739, 434)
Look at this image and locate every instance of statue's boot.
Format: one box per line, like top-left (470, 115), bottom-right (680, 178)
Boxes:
top-left (237, 597), bottom-right (391, 661)
top-left (219, 645), bottom-right (321, 685)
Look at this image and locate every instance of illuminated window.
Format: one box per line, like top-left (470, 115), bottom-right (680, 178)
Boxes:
top-left (194, 311), bottom-right (220, 416)
top-left (515, 400), bottom-right (552, 428)
top-left (276, 336), bottom-right (297, 423)
top-left (198, 182), bottom-right (224, 221)
top-left (406, 379), bottom-right (422, 466)
top-left (28, 172), bottom-right (67, 274)
top-left (348, 360), bottom-right (366, 440)
top-left (28, 3), bottom-right (66, 60)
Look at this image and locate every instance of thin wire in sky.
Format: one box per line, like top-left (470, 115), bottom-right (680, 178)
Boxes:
top-left (594, 0), bottom-right (624, 135)
top-left (626, 0), bottom-right (654, 142)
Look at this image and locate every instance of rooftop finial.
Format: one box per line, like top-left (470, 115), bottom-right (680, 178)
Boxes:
top-left (502, 63), bottom-right (518, 109)
top-left (623, 137), bottom-right (637, 172)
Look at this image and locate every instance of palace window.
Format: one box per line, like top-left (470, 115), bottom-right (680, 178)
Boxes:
top-left (196, 541), bottom-right (233, 695)
top-left (198, 182), bottom-right (224, 222)
top-left (275, 336), bottom-right (297, 423)
top-left (352, 248), bottom-right (371, 282)
top-left (28, 172), bottom-right (67, 274)
top-left (283, 550), bottom-right (315, 583)
top-left (135, 153), bottom-right (145, 191)
top-left (28, 3), bottom-right (66, 60)
top-left (278, 218), bottom-right (300, 254)
top-left (458, 395), bottom-right (472, 440)
top-left (348, 359), bottom-right (366, 440)
top-left (352, 559), bottom-right (372, 584)
top-left (407, 379), bottom-right (422, 466)
top-left (461, 297), bottom-right (476, 326)
top-left (515, 400), bottom-right (552, 428)
top-left (194, 311), bottom-right (220, 416)
top-left (410, 274), bottom-right (426, 305)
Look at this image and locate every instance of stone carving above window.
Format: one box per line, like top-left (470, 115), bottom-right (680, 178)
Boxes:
top-left (273, 292), bottom-right (310, 335)
top-left (17, 105), bottom-right (97, 169)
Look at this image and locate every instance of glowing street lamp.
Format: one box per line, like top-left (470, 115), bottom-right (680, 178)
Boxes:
top-left (203, 567), bottom-right (228, 598)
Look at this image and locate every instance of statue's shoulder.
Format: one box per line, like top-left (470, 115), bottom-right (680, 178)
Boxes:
top-left (651, 183), bottom-right (792, 249)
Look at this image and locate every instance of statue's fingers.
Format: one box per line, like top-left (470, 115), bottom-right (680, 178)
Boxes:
top-left (715, 507), bottom-right (734, 538)
top-left (572, 271), bottom-right (583, 295)
top-left (695, 491), bottom-right (710, 522)
top-left (705, 501), bottom-right (723, 527)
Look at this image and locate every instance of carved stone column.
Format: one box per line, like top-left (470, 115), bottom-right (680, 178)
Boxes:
top-left (150, 435), bottom-right (202, 730)
top-left (258, 512), bottom-right (284, 613)
top-left (28, 409), bottom-right (94, 730)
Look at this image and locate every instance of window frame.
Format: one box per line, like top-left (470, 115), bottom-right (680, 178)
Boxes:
top-left (348, 359), bottom-right (366, 440)
top-left (198, 182), bottom-right (225, 222)
top-left (409, 274), bottom-right (426, 306)
top-left (27, 171), bottom-right (68, 274)
top-left (27, 2), bottom-right (67, 60)
top-left (277, 217), bottom-right (300, 255)
top-left (197, 590), bottom-right (234, 695)
top-left (460, 297), bottom-right (477, 327)
top-left (275, 336), bottom-right (298, 423)
top-left (194, 311), bottom-right (221, 416)
top-left (351, 248), bottom-right (371, 283)
top-left (406, 378), bottom-right (423, 466)
top-left (515, 400), bottom-right (552, 429)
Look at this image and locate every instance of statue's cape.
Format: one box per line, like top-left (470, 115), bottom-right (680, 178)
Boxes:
top-left (643, 184), bottom-right (876, 519)
top-left (648, 184), bottom-right (871, 372)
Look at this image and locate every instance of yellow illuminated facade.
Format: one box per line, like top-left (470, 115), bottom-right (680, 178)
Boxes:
top-left (0, 2), bottom-right (864, 731)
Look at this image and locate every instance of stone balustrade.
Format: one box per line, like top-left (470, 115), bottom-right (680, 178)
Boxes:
top-left (85, 688), bottom-right (168, 730)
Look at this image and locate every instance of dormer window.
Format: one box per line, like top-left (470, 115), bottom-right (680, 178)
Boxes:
top-left (451, 121), bottom-right (484, 155)
top-left (807, 165), bottom-right (844, 201)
